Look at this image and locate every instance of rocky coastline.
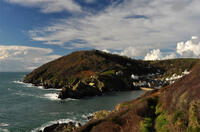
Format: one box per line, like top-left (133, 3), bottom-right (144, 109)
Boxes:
top-left (23, 50), bottom-right (200, 132)
top-left (38, 121), bottom-right (81, 132)
top-left (38, 59), bottom-right (200, 131)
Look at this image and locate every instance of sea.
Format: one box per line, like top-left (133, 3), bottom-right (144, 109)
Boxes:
top-left (0, 72), bottom-right (145, 132)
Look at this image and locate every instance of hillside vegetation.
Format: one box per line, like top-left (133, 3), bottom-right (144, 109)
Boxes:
top-left (24, 50), bottom-right (149, 88)
top-left (23, 50), bottom-right (198, 99)
top-left (75, 60), bottom-right (200, 132)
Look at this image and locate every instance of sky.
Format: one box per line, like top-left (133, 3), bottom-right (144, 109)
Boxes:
top-left (0, 0), bottom-right (200, 71)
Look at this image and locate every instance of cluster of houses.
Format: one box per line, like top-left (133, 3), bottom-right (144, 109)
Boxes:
top-left (131, 69), bottom-right (190, 90)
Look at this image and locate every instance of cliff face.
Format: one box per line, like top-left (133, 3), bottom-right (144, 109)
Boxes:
top-left (23, 50), bottom-right (197, 99)
top-left (75, 60), bottom-right (200, 132)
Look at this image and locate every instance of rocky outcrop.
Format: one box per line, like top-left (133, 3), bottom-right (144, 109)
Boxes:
top-left (39, 122), bottom-right (81, 132)
top-left (58, 81), bottom-right (102, 99)
top-left (58, 74), bottom-right (134, 99)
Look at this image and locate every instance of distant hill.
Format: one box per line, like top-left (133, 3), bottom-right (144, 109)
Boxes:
top-left (75, 60), bottom-right (200, 132)
top-left (24, 50), bottom-right (149, 87)
top-left (23, 50), bottom-right (198, 99)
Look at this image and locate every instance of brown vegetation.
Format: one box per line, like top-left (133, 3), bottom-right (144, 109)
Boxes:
top-left (74, 59), bottom-right (200, 132)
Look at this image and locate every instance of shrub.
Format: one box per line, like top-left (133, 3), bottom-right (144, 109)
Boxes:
top-left (155, 113), bottom-right (169, 132)
top-left (140, 118), bottom-right (153, 132)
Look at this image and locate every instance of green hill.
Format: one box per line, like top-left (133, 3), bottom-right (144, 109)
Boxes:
top-left (23, 50), bottom-right (197, 99)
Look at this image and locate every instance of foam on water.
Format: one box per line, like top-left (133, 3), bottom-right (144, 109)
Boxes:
top-left (13, 80), bottom-right (62, 91)
top-left (31, 118), bottom-right (76, 132)
top-left (13, 80), bottom-right (24, 84)
top-left (0, 123), bottom-right (9, 127)
top-left (82, 113), bottom-right (93, 119)
top-left (42, 93), bottom-right (78, 101)
top-left (13, 81), bottom-right (34, 88)
top-left (43, 93), bottom-right (60, 101)
top-left (44, 88), bottom-right (62, 91)
top-left (14, 91), bottom-right (61, 101)
top-left (0, 128), bottom-right (10, 132)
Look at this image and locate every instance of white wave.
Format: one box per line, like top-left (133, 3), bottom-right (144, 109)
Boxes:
top-left (0, 123), bottom-right (9, 127)
top-left (43, 93), bottom-right (79, 101)
top-left (82, 113), bottom-right (93, 119)
top-left (13, 80), bottom-right (24, 84)
top-left (13, 80), bottom-right (62, 91)
top-left (14, 91), bottom-right (76, 101)
top-left (64, 98), bottom-right (78, 101)
top-left (31, 118), bottom-right (76, 132)
top-left (13, 80), bottom-right (34, 88)
top-left (43, 93), bottom-right (60, 101)
top-left (0, 128), bottom-right (10, 132)
top-left (14, 92), bottom-right (60, 101)
top-left (36, 86), bottom-right (44, 89)
top-left (45, 88), bottom-right (62, 91)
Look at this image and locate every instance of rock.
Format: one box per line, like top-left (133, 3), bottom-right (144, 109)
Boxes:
top-left (75, 122), bottom-right (81, 128)
top-left (40, 121), bottom-right (80, 132)
top-left (58, 81), bottom-right (102, 99)
top-left (92, 110), bottom-right (111, 120)
top-left (89, 82), bottom-right (95, 87)
top-left (116, 71), bottom-right (123, 76)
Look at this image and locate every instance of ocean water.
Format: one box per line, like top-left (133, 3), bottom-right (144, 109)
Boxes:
top-left (0, 72), bottom-right (145, 132)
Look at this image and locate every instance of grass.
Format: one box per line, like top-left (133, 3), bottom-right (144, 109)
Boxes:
top-left (154, 103), bottom-right (169, 132)
top-left (155, 113), bottom-right (169, 132)
top-left (140, 118), bottom-right (153, 132)
top-left (100, 70), bottom-right (116, 75)
top-left (187, 101), bottom-right (200, 131)
top-left (173, 111), bottom-right (185, 124)
top-left (117, 102), bottom-right (133, 109)
top-left (93, 110), bottom-right (111, 120)
top-left (186, 127), bottom-right (200, 132)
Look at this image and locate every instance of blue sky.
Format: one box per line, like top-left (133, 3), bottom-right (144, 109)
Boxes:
top-left (0, 0), bottom-right (200, 71)
top-left (0, 0), bottom-right (111, 54)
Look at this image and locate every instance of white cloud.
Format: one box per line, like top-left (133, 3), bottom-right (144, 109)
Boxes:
top-left (144, 49), bottom-right (163, 61)
top-left (28, 0), bottom-right (200, 57)
top-left (0, 46), bottom-right (60, 72)
top-left (101, 46), bottom-right (148, 58)
top-left (102, 49), bottom-right (110, 53)
top-left (145, 36), bottom-right (200, 60)
top-left (177, 36), bottom-right (200, 57)
top-left (144, 49), bottom-right (176, 60)
top-left (120, 47), bottom-right (148, 58)
top-left (4, 0), bottom-right (81, 13)
top-left (164, 53), bottom-right (177, 60)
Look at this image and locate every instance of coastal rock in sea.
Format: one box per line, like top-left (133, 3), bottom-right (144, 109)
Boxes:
top-left (58, 74), bottom-right (134, 99)
top-left (58, 81), bottom-right (102, 99)
top-left (39, 122), bottom-right (81, 132)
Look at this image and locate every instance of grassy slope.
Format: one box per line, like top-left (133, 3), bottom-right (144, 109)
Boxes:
top-left (75, 60), bottom-right (200, 132)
